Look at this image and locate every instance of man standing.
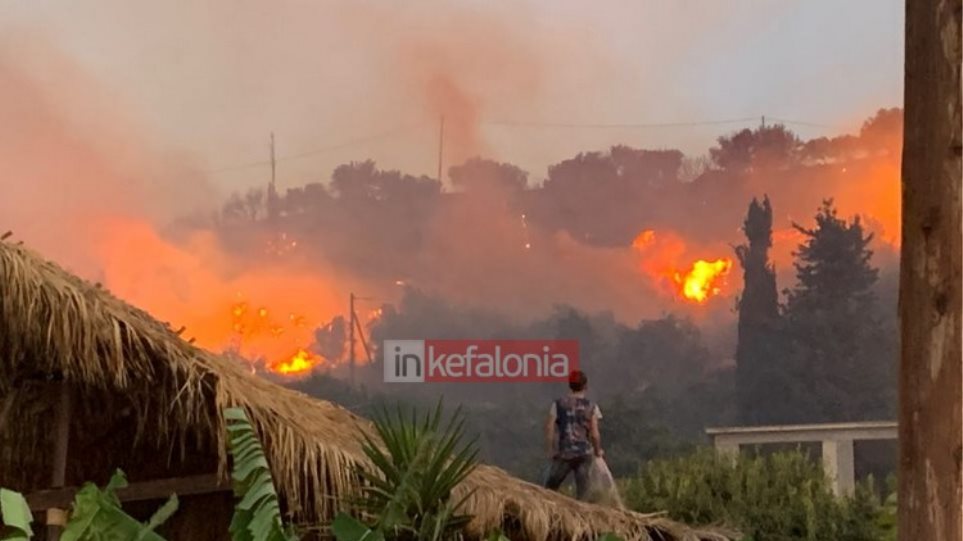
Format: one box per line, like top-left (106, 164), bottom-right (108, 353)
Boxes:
top-left (544, 370), bottom-right (603, 500)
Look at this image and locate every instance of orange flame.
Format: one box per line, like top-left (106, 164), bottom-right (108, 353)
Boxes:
top-left (673, 259), bottom-right (733, 303)
top-left (272, 348), bottom-right (319, 375)
top-left (632, 229), bottom-right (733, 304)
top-left (229, 294), bottom-right (323, 375)
top-left (94, 218), bottom-right (346, 378)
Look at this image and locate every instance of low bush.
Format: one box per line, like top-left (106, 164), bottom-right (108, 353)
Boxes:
top-left (621, 448), bottom-right (895, 541)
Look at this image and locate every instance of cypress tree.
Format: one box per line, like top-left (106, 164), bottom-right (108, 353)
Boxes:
top-left (734, 196), bottom-right (785, 424)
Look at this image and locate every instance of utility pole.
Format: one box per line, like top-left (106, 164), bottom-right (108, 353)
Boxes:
top-left (267, 133), bottom-right (279, 224)
top-left (349, 292), bottom-right (356, 388)
top-left (437, 115), bottom-right (445, 183)
top-left (347, 293), bottom-right (374, 388)
top-left (270, 132), bottom-right (276, 188)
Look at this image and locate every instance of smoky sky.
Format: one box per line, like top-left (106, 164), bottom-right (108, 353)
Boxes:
top-left (1, 0), bottom-right (903, 198)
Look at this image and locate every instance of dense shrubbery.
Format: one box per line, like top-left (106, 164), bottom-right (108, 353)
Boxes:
top-left (621, 449), bottom-right (896, 541)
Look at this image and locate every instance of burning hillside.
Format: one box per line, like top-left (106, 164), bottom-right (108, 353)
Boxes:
top-left (93, 219), bottom-right (353, 376)
top-left (0, 32), bottom-right (902, 379)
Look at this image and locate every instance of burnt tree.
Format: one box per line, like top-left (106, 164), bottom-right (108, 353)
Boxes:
top-left (899, 0), bottom-right (962, 539)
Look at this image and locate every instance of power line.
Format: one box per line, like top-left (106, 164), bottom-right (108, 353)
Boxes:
top-left (766, 117), bottom-right (848, 130)
top-left (204, 125), bottom-right (413, 174)
top-left (202, 114), bottom-right (853, 176)
top-left (482, 117), bottom-right (759, 129)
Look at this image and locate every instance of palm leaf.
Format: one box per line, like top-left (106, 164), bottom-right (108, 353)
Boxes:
top-left (352, 399), bottom-right (479, 540)
top-left (224, 407), bottom-right (297, 541)
top-left (0, 488), bottom-right (33, 541)
top-left (60, 470), bottom-right (174, 541)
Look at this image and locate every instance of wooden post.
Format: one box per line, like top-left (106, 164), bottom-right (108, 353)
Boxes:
top-left (47, 382), bottom-right (71, 541)
top-left (899, 0), bottom-right (962, 539)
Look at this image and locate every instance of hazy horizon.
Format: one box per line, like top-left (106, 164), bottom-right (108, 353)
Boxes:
top-left (1, 0), bottom-right (902, 196)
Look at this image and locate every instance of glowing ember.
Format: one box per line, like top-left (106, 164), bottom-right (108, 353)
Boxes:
top-left (673, 259), bottom-right (733, 303)
top-left (272, 348), bottom-right (318, 375)
top-left (266, 232), bottom-right (299, 256)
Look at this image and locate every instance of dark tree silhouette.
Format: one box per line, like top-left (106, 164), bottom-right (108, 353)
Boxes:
top-left (330, 160), bottom-right (441, 203)
top-left (609, 146), bottom-right (684, 187)
top-left (783, 200), bottom-right (892, 422)
top-left (733, 196), bottom-right (785, 425)
top-left (448, 157), bottom-right (528, 195)
top-left (859, 107), bottom-right (903, 153)
top-left (710, 125), bottom-right (800, 171)
top-left (282, 183), bottom-right (332, 215)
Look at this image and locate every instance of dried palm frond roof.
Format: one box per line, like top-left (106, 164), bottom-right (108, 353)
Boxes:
top-left (0, 240), bottom-right (730, 541)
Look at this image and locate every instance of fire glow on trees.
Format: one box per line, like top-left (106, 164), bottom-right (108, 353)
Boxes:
top-left (632, 229), bottom-right (733, 304)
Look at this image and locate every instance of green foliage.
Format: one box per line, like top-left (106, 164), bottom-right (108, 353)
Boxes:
top-left (622, 448), bottom-right (890, 541)
top-left (351, 400), bottom-right (479, 541)
top-left (60, 470), bottom-right (177, 541)
top-left (224, 407), bottom-right (298, 541)
top-left (599, 394), bottom-right (691, 478)
top-left (874, 476), bottom-right (897, 541)
top-left (0, 488), bottom-right (34, 541)
top-left (332, 513), bottom-right (385, 541)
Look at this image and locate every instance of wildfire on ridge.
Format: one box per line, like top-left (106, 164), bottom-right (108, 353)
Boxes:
top-left (631, 229), bottom-right (733, 304)
top-left (82, 218), bottom-right (352, 381)
top-left (230, 294), bottom-right (322, 376)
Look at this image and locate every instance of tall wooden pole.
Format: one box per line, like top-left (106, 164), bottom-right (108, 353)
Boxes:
top-left (899, 0), bottom-right (962, 539)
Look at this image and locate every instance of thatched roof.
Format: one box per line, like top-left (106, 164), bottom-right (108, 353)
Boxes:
top-left (0, 240), bottom-right (730, 541)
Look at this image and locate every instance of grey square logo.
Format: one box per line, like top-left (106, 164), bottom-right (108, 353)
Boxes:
top-left (383, 340), bottom-right (425, 383)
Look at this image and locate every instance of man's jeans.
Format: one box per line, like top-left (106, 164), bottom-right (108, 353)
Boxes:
top-left (544, 455), bottom-right (593, 500)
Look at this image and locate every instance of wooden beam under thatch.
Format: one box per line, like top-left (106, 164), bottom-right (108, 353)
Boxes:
top-left (0, 242), bottom-right (730, 541)
top-left (26, 474), bottom-right (230, 512)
